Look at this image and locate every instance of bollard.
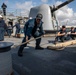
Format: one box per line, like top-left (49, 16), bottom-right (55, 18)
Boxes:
top-left (0, 42), bottom-right (13, 75)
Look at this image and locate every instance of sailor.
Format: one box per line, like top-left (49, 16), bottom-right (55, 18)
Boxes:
top-left (54, 25), bottom-right (67, 43)
top-left (69, 27), bottom-right (76, 40)
top-left (7, 22), bottom-right (12, 37)
top-left (13, 22), bottom-right (20, 37)
top-left (0, 15), bottom-right (7, 41)
top-left (18, 13), bottom-right (45, 57)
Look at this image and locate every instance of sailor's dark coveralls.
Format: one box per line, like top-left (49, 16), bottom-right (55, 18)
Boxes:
top-left (0, 19), bottom-right (7, 41)
top-left (55, 29), bottom-right (67, 42)
top-left (18, 18), bottom-right (44, 53)
top-left (70, 29), bottom-right (76, 40)
top-left (13, 23), bottom-right (20, 36)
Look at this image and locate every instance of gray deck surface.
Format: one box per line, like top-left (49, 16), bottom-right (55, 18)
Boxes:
top-left (4, 36), bottom-right (76, 75)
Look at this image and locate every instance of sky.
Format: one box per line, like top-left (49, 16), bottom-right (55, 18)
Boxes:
top-left (0, 0), bottom-right (76, 26)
